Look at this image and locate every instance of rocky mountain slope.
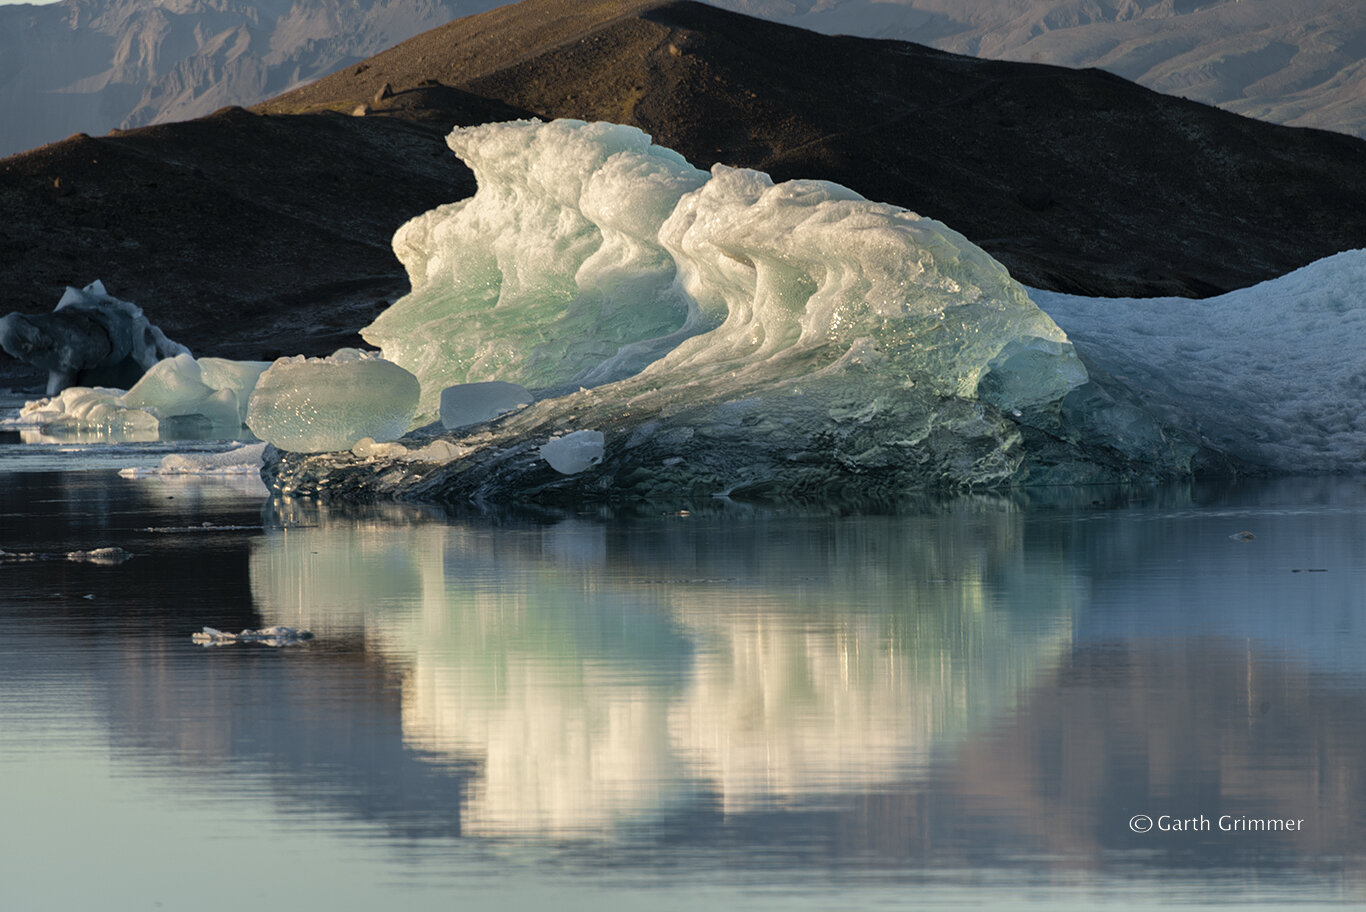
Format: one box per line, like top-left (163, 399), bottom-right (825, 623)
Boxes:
top-left (258, 0), bottom-right (1366, 297)
top-left (711, 0), bottom-right (1366, 138)
top-left (0, 0), bottom-right (504, 158)
top-left (4, 0), bottom-right (1366, 389)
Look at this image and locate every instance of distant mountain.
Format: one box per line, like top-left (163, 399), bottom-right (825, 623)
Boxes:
top-left (0, 0), bottom-right (503, 158)
top-left (708, 0), bottom-right (1366, 139)
top-left (4, 0), bottom-right (1366, 388)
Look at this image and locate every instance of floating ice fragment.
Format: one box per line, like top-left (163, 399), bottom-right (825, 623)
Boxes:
top-left (116, 443), bottom-right (268, 478)
top-left (0, 546), bottom-right (133, 564)
top-left (11, 386), bottom-right (159, 436)
top-left (540, 430), bottom-right (605, 474)
top-left (245, 349), bottom-right (420, 453)
top-left (440, 381), bottom-right (534, 429)
top-left (66, 547), bottom-right (134, 565)
top-left (160, 443), bottom-right (267, 475)
top-left (191, 626), bottom-right (314, 647)
top-left (143, 522), bottom-right (261, 533)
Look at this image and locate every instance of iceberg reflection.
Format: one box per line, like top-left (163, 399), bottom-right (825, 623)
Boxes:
top-left (250, 500), bottom-right (1076, 833)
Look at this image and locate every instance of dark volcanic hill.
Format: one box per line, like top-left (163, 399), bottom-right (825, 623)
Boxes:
top-left (0, 93), bottom-right (528, 387)
top-left (258, 0), bottom-right (1366, 298)
top-left (4, 0), bottom-right (1366, 388)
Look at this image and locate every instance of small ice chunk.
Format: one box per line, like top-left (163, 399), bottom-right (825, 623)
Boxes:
top-left (439, 381), bottom-right (534, 429)
top-left (191, 625), bottom-right (314, 646)
top-left (245, 349), bottom-right (420, 453)
top-left (0, 546), bottom-right (133, 564)
top-left (540, 430), bottom-right (605, 474)
top-left (352, 437), bottom-right (409, 459)
top-left (66, 547), bottom-right (134, 565)
top-left (155, 442), bottom-right (268, 475)
top-left (404, 439), bottom-right (469, 463)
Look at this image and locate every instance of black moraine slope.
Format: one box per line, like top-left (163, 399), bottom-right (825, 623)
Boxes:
top-left (4, 0), bottom-right (1366, 385)
top-left (0, 93), bottom-right (528, 386)
top-left (259, 0), bottom-right (1366, 298)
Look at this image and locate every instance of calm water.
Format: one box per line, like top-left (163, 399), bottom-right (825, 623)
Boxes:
top-left (2, 455), bottom-right (1366, 910)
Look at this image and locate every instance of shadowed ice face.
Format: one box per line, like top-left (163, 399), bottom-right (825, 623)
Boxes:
top-left (0, 310), bottom-right (116, 394)
top-left (0, 313), bottom-right (60, 370)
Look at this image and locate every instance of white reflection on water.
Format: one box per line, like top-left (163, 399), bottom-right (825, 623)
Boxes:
top-left (250, 500), bottom-right (1078, 834)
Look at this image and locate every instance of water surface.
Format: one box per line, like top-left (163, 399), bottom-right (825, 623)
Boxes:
top-left (3, 464), bottom-right (1365, 910)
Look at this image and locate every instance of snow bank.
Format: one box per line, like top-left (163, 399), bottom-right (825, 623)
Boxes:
top-left (1033, 249), bottom-right (1366, 473)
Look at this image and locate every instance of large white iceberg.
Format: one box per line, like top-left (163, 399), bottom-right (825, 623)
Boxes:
top-left (271, 120), bottom-right (1366, 502)
top-left (337, 119), bottom-right (1093, 498)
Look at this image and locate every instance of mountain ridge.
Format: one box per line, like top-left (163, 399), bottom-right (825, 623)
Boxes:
top-left (710, 0), bottom-right (1366, 139)
top-left (5, 0), bottom-right (1366, 162)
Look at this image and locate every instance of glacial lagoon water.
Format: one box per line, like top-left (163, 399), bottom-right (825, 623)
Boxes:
top-left (3, 448), bottom-right (1366, 910)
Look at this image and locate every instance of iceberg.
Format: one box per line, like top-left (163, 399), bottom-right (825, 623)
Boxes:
top-left (120, 353), bottom-right (244, 428)
top-left (364, 119), bottom-right (710, 419)
top-left (10, 386), bottom-right (161, 438)
top-left (245, 349), bottom-right (420, 454)
top-left (9, 353), bottom-right (269, 438)
top-left (268, 119), bottom-right (1366, 505)
top-left (197, 358), bottom-right (272, 422)
top-left (270, 118), bottom-right (1108, 504)
top-left (0, 280), bottom-right (189, 395)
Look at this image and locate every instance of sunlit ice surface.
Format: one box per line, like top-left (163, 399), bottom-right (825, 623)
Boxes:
top-left (2, 466), bottom-right (1366, 909)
